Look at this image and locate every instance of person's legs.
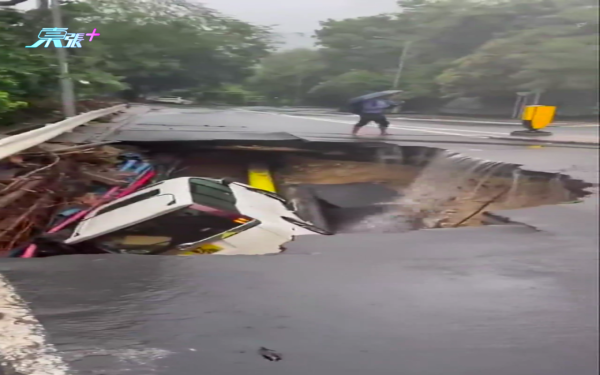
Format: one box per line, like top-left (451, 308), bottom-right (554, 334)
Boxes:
top-left (352, 115), bottom-right (371, 135)
top-left (375, 115), bottom-right (390, 136)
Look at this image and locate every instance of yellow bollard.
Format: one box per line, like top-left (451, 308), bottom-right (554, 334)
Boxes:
top-left (511, 105), bottom-right (556, 137)
top-left (248, 163), bottom-right (276, 193)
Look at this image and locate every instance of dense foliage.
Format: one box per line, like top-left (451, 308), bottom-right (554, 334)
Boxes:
top-left (0, 0), bottom-right (272, 124)
top-left (248, 0), bottom-right (599, 114)
top-left (2, 0), bottom-right (598, 122)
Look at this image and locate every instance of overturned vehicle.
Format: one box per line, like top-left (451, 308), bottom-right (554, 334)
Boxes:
top-left (45, 176), bottom-right (330, 257)
top-left (5, 139), bottom-right (588, 258)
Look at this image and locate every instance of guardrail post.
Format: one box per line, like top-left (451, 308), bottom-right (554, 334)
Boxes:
top-left (0, 104), bottom-right (126, 160)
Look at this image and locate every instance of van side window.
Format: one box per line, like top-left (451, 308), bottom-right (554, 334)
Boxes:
top-left (88, 207), bottom-right (239, 255)
top-left (95, 189), bottom-right (160, 216)
top-left (189, 178), bottom-right (238, 213)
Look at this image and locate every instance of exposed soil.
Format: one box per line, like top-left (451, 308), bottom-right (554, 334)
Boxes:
top-left (163, 152), bottom-right (248, 183)
top-left (276, 156), bottom-right (420, 188)
top-left (402, 165), bottom-right (576, 228)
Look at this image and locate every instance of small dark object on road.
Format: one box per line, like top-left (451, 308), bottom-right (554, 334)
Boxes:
top-left (258, 347), bottom-right (283, 362)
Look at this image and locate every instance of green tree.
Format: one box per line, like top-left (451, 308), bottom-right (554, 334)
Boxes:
top-left (301, 0), bottom-right (599, 111)
top-left (315, 15), bottom-right (410, 75)
top-left (65, 0), bottom-right (273, 96)
top-left (307, 70), bottom-right (392, 106)
top-left (247, 49), bottom-right (326, 105)
top-left (0, 0), bottom-right (274, 124)
top-left (437, 0), bottom-right (599, 97)
top-left (0, 8), bottom-right (59, 119)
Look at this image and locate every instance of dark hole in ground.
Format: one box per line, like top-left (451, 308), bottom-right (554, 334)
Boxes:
top-left (289, 183), bottom-right (410, 233)
top-left (131, 140), bottom-right (592, 235)
top-left (1, 140), bottom-right (592, 259)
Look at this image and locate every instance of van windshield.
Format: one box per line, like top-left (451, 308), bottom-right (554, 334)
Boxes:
top-left (87, 207), bottom-right (240, 255)
top-left (189, 178), bottom-right (239, 213)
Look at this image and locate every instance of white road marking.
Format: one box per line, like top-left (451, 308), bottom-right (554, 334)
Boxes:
top-left (244, 111), bottom-right (492, 138)
top-left (391, 116), bottom-right (520, 125)
top-left (291, 111), bottom-right (521, 125)
top-left (240, 109), bottom-right (599, 132)
top-left (560, 124), bottom-right (599, 128)
top-left (389, 125), bottom-right (489, 137)
top-left (313, 114), bottom-right (511, 135)
top-left (239, 110), bottom-right (598, 144)
top-left (388, 123), bottom-right (506, 135)
top-left (237, 109), bottom-right (519, 138)
top-left (0, 274), bottom-right (70, 375)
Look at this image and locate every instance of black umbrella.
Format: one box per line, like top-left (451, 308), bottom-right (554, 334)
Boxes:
top-left (348, 90), bottom-right (402, 104)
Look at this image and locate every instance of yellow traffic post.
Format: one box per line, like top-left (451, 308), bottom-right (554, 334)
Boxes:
top-left (248, 163), bottom-right (277, 192)
top-left (511, 105), bottom-right (556, 137)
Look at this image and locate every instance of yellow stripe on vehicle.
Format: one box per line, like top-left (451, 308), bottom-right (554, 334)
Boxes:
top-left (248, 163), bottom-right (276, 192)
top-left (179, 243), bottom-right (223, 256)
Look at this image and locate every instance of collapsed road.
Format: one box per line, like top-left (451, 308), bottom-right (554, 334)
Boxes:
top-left (0, 104), bottom-right (598, 375)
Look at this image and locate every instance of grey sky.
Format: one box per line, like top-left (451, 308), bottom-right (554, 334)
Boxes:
top-left (16, 0), bottom-right (399, 48)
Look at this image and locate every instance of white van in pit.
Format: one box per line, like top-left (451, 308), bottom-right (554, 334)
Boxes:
top-left (64, 177), bottom-right (330, 256)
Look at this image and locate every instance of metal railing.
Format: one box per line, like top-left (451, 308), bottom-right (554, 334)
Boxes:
top-left (0, 104), bottom-right (126, 160)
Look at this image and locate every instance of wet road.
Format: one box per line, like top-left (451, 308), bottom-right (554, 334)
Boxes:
top-left (239, 106), bottom-right (600, 138)
top-left (1, 105), bottom-right (598, 375)
top-left (98, 106), bottom-right (598, 182)
top-left (2, 223), bottom-right (598, 375)
top-left (58, 105), bottom-right (598, 147)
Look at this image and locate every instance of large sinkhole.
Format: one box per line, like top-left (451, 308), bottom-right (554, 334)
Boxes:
top-left (134, 141), bottom-right (592, 236)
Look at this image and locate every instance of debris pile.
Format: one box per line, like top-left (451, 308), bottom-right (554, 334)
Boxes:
top-left (0, 144), bottom-right (131, 253)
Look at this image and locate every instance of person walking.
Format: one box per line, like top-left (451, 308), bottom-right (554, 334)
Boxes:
top-left (352, 98), bottom-right (396, 136)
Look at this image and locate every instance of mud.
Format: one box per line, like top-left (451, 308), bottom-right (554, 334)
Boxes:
top-left (167, 152), bottom-right (248, 183)
top-left (276, 156), bottom-right (420, 188)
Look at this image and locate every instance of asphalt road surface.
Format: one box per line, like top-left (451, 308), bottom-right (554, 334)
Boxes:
top-left (1, 105), bottom-right (598, 375)
top-left (57, 105), bottom-right (597, 147)
top-left (241, 106), bottom-right (600, 136)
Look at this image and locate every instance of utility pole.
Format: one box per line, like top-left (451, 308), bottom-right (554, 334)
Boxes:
top-left (294, 73), bottom-right (304, 106)
top-left (50, 0), bottom-right (76, 117)
top-left (392, 41), bottom-right (412, 90)
top-left (532, 89), bottom-right (543, 105)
